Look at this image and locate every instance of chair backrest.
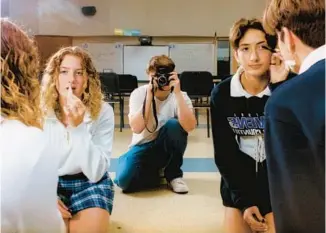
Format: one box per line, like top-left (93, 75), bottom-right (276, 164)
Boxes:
top-left (99, 72), bottom-right (120, 95)
top-left (118, 74), bottom-right (138, 93)
top-left (179, 71), bottom-right (214, 97)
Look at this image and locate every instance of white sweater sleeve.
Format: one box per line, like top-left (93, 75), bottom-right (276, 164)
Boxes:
top-left (1, 121), bottom-right (65, 233)
top-left (67, 103), bottom-right (115, 182)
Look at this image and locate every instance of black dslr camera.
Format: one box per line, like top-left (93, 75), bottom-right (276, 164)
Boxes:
top-left (154, 64), bottom-right (175, 90)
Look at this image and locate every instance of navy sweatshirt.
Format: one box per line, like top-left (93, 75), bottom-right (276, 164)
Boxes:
top-left (210, 70), bottom-right (296, 215)
top-left (265, 59), bottom-right (325, 233)
top-left (210, 72), bottom-right (271, 215)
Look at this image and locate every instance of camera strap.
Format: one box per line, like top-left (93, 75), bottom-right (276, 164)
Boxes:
top-left (142, 87), bottom-right (159, 133)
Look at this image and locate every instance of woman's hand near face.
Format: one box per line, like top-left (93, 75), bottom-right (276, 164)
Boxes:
top-left (63, 86), bottom-right (86, 127)
top-left (269, 50), bottom-right (290, 83)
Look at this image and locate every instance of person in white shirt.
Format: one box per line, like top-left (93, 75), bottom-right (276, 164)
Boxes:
top-left (41, 46), bottom-right (115, 233)
top-left (1, 18), bottom-right (65, 233)
top-left (114, 55), bottom-right (197, 194)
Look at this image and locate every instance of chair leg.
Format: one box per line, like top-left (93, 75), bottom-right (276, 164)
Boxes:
top-left (119, 100), bottom-right (123, 132)
top-left (195, 109), bottom-right (199, 126)
top-left (206, 108), bottom-right (210, 138)
top-left (121, 98), bottom-right (125, 128)
top-left (194, 98), bottom-right (199, 126)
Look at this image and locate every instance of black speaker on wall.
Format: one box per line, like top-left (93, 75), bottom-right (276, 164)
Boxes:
top-left (81, 6), bottom-right (97, 16)
top-left (139, 36), bottom-right (152, 46)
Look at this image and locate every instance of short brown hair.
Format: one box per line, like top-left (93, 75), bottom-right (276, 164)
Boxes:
top-left (1, 18), bottom-right (42, 128)
top-left (146, 55), bottom-right (175, 74)
top-left (229, 18), bottom-right (277, 50)
top-left (263, 0), bottom-right (325, 48)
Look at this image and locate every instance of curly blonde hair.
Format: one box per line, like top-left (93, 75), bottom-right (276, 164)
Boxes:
top-left (41, 46), bottom-right (103, 121)
top-left (1, 18), bottom-right (42, 128)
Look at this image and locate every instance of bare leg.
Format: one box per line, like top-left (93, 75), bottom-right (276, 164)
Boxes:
top-left (224, 207), bottom-right (252, 233)
top-left (264, 213), bottom-right (276, 233)
top-left (64, 218), bottom-right (69, 233)
top-left (69, 208), bottom-right (110, 233)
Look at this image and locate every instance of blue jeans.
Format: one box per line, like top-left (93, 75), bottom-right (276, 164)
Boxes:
top-left (115, 119), bottom-right (188, 192)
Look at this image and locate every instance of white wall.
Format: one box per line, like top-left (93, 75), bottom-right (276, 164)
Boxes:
top-left (9, 0), bottom-right (39, 35)
top-left (9, 0), bottom-right (267, 36)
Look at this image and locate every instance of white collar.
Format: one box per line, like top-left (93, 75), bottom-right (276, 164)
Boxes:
top-left (299, 45), bottom-right (326, 74)
top-left (230, 67), bottom-right (271, 98)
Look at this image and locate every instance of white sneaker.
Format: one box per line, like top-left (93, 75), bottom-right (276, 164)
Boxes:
top-left (169, 178), bottom-right (189, 194)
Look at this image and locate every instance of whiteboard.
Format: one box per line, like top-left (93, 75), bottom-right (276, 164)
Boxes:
top-left (169, 44), bottom-right (216, 75)
top-left (123, 46), bottom-right (170, 81)
top-left (75, 43), bottom-right (123, 73)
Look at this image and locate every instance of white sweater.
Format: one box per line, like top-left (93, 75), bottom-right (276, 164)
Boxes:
top-left (1, 119), bottom-right (65, 233)
top-left (44, 102), bottom-right (114, 182)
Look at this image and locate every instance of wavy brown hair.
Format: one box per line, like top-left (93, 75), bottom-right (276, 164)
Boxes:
top-left (263, 0), bottom-right (325, 48)
top-left (1, 18), bottom-right (42, 128)
top-left (41, 46), bottom-right (103, 121)
top-left (146, 55), bottom-right (175, 74)
top-left (229, 18), bottom-right (277, 50)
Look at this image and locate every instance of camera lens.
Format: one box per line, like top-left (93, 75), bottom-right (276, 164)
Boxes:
top-left (157, 75), bottom-right (168, 87)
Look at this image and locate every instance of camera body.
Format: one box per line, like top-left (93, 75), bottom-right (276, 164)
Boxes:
top-left (154, 64), bottom-right (175, 90)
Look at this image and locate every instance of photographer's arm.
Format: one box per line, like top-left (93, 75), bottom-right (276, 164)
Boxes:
top-left (169, 73), bottom-right (196, 132)
top-left (175, 92), bottom-right (196, 132)
top-left (129, 85), bottom-right (155, 134)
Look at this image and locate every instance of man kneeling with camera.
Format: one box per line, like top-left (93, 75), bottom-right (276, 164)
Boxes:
top-left (115, 55), bottom-right (196, 194)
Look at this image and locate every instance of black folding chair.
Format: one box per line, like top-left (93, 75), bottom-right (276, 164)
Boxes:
top-left (99, 72), bottom-right (124, 132)
top-left (180, 71), bottom-right (214, 137)
top-left (117, 74), bottom-right (138, 128)
top-left (118, 74), bottom-right (138, 96)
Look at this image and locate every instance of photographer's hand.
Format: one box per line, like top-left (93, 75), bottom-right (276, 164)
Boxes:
top-left (129, 74), bottom-right (159, 134)
top-left (170, 72), bottom-right (196, 132)
top-left (148, 75), bottom-right (158, 94)
top-left (168, 72), bottom-right (181, 93)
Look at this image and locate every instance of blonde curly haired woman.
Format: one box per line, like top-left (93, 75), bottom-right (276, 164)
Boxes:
top-left (1, 19), bottom-right (65, 233)
top-left (41, 46), bottom-right (115, 233)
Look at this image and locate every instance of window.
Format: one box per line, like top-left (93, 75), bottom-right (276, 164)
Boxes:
top-left (217, 40), bottom-right (230, 76)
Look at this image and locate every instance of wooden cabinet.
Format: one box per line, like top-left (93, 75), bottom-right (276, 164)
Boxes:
top-left (34, 36), bottom-right (72, 68)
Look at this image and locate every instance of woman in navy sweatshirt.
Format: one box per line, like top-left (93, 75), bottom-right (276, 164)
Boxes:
top-left (210, 18), bottom-right (292, 233)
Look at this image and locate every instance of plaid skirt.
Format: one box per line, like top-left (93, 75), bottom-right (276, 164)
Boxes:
top-left (58, 172), bottom-right (114, 215)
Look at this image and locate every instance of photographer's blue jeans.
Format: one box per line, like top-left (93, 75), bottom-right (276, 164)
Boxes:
top-left (114, 119), bottom-right (188, 192)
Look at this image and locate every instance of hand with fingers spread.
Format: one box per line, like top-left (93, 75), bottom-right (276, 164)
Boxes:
top-left (168, 72), bottom-right (181, 93)
top-left (270, 50), bottom-right (290, 84)
top-left (243, 206), bottom-right (268, 232)
top-left (64, 85), bottom-right (86, 127)
top-left (57, 199), bottom-right (72, 219)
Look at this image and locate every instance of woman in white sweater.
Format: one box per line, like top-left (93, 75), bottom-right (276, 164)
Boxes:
top-left (41, 46), bottom-right (115, 233)
top-left (1, 19), bottom-right (65, 232)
